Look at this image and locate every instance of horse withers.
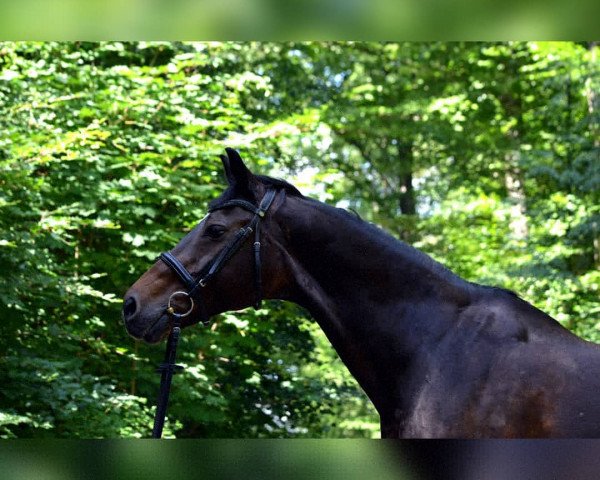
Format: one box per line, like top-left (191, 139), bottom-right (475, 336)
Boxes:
top-left (123, 148), bottom-right (600, 438)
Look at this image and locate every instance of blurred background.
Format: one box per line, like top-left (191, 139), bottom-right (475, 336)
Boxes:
top-left (0, 0), bottom-right (597, 39)
top-left (2, 439), bottom-right (600, 479)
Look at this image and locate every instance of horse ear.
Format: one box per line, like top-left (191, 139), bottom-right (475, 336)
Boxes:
top-left (223, 148), bottom-right (257, 194)
top-left (220, 154), bottom-right (233, 185)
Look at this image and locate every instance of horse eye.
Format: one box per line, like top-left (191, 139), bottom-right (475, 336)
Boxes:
top-left (204, 224), bottom-right (226, 239)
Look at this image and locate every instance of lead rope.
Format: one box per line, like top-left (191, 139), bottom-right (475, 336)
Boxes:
top-left (151, 292), bottom-right (193, 439)
top-left (253, 219), bottom-right (263, 309)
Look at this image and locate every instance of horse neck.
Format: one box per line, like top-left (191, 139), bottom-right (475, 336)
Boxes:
top-left (275, 195), bottom-right (467, 315)
top-left (271, 196), bottom-right (471, 414)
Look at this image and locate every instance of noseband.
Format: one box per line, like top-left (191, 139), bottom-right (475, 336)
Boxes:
top-left (151, 188), bottom-right (277, 438)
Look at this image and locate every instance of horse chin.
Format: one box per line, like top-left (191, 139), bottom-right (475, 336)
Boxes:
top-left (141, 314), bottom-right (170, 344)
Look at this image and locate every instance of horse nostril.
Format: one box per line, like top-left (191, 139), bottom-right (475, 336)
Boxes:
top-left (123, 296), bottom-right (137, 320)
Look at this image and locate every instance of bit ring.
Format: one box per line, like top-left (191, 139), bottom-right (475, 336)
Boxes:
top-left (166, 291), bottom-right (194, 318)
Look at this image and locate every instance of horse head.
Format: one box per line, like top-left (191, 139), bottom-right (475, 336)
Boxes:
top-left (122, 148), bottom-right (293, 343)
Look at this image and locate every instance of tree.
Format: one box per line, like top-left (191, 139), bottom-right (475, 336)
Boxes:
top-left (1, 41), bottom-right (596, 438)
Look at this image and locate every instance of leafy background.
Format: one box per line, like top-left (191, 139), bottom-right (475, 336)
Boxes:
top-left (0, 42), bottom-right (598, 438)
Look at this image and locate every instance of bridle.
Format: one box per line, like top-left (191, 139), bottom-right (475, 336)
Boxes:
top-left (159, 188), bottom-right (277, 315)
top-left (151, 188), bottom-right (278, 438)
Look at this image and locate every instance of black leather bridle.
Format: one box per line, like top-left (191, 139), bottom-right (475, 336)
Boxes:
top-left (159, 188), bottom-right (278, 315)
top-left (151, 188), bottom-right (278, 438)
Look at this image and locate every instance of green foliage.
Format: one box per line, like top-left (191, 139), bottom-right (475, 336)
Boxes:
top-left (0, 354), bottom-right (166, 438)
top-left (0, 41), bottom-right (597, 438)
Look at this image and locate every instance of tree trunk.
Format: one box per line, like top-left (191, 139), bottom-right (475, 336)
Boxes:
top-left (586, 42), bottom-right (599, 266)
top-left (502, 50), bottom-right (529, 241)
top-left (586, 42), bottom-right (598, 149)
top-left (397, 142), bottom-right (416, 216)
top-left (504, 151), bottom-right (529, 240)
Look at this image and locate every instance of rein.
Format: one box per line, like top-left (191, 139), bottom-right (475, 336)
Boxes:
top-left (150, 189), bottom-right (277, 438)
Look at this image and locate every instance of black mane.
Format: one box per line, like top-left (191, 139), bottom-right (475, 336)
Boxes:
top-left (209, 174), bottom-right (303, 210)
top-left (210, 174), bottom-right (512, 301)
top-left (256, 175), bottom-right (303, 197)
top-left (306, 195), bottom-right (469, 289)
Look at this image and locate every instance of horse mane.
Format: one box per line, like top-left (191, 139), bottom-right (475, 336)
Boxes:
top-left (298, 194), bottom-right (470, 291)
top-left (255, 175), bottom-right (303, 197)
top-left (209, 174), bottom-right (303, 210)
top-left (212, 174), bottom-right (510, 301)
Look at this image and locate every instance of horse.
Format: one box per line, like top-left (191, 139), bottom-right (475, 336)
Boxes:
top-left (123, 148), bottom-right (600, 438)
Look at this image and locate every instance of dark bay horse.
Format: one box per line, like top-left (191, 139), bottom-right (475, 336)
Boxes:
top-left (123, 148), bottom-right (600, 438)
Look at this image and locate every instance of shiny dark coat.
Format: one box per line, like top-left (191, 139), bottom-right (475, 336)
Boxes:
top-left (125, 150), bottom-right (600, 438)
top-left (273, 190), bottom-right (600, 438)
